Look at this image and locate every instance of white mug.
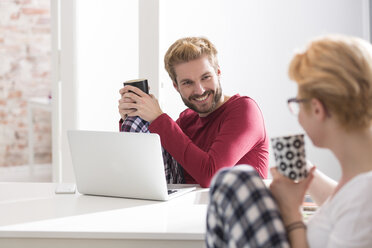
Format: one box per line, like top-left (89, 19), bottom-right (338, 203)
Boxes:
top-left (271, 134), bottom-right (310, 181)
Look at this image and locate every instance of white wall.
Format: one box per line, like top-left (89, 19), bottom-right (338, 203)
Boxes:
top-left (56, 0), bottom-right (369, 181)
top-left (76, 0), bottom-right (139, 132)
top-left (54, 0), bottom-right (139, 182)
top-left (159, 0), bottom-right (368, 180)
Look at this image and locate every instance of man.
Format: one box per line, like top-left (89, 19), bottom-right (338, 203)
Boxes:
top-left (118, 37), bottom-right (268, 187)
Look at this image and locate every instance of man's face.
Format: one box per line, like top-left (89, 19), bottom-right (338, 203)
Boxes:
top-left (173, 56), bottom-right (223, 117)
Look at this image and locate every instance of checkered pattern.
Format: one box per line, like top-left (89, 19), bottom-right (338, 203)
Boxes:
top-left (120, 116), bottom-right (185, 184)
top-left (206, 165), bottom-right (289, 248)
top-left (121, 116), bottom-right (150, 133)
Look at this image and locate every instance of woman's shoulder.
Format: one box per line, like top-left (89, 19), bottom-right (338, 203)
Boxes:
top-left (346, 170), bottom-right (372, 192)
top-left (331, 170), bottom-right (372, 208)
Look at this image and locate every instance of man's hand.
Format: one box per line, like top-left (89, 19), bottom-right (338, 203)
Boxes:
top-left (118, 85), bottom-right (163, 123)
top-left (118, 88), bottom-right (135, 120)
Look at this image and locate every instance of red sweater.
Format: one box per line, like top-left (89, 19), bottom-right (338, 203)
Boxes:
top-left (149, 94), bottom-right (269, 187)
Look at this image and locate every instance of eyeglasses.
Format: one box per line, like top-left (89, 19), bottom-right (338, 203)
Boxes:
top-left (287, 98), bottom-right (309, 115)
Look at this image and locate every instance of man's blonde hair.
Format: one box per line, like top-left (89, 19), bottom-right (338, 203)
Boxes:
top-left (289, 35), bottom-right (372, 130)
top-left (164, 37), bottom-right (219, 84)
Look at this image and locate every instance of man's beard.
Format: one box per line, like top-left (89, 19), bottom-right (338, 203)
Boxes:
top-left (180, 83), bottom-right (223, 115)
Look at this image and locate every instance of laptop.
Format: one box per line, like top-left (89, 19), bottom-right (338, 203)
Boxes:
top-left (67, 130), bottom-right (196, 201)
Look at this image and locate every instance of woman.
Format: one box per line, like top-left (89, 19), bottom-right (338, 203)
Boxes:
top-left (206, 34), bottom-right (372, 248)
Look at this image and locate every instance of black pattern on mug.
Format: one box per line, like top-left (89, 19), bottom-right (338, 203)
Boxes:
top-left (271, 134), bottom-right (308, 181)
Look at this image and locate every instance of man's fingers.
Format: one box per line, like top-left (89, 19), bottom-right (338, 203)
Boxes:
top-left (123, 85), bottom-right (147, 97)
top-left (126, 110), bottom-right (139, 117)
top-left (121, 108), bottom-right (136, 115)
top-left (119, 104), bottom-right (138, 112)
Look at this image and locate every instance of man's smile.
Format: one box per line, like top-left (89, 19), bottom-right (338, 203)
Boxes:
top-left (191, 91), bottom-right (211, 103)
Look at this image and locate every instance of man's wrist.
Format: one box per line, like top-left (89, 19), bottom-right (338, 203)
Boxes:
top-left (149, 112), bottom-right (164, 124)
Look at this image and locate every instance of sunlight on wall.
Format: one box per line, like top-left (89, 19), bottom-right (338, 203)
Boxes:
top-left (159, 0), bottom-right (366, 180)
top-left (75, 0), bottom-right (139, 131)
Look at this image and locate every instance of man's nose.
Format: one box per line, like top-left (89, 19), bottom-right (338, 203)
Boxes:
top-left (194, 81), bottom-right (205, 95)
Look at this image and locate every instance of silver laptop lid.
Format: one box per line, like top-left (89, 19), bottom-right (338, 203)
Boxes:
top-left (67, 130), bottom-right (169, 201)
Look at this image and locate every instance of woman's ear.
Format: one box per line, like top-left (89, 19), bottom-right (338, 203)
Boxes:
top-left (311, 98), bottom-right (327, 121)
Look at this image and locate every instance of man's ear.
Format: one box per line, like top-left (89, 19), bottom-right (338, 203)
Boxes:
top-left (216, 67), bottom-right (221, 77)
top-left (173, 81), bottom-right (179, 92)
top-left (311, 98), bottom-right (327, 121)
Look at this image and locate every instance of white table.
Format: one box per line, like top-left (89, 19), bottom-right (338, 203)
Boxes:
top-left (0, 183), bottom-right (208, 248)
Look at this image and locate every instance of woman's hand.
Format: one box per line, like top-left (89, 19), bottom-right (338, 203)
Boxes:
top-left (118, 85), bottom-right (163, 123)
top-left (269, 166), bottom-right (315, 225)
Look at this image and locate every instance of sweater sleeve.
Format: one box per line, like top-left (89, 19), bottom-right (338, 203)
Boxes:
top-left (149, 99), bottom-right (267, 188)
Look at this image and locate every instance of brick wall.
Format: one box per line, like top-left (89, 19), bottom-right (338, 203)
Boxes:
top-left (0, 0), bottom-right (51, 166)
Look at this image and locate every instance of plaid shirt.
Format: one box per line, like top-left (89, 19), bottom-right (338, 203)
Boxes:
top-left (120, 116), bottom-right (185, 184)
top-left (206, 165), bottom-right (290, 248)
